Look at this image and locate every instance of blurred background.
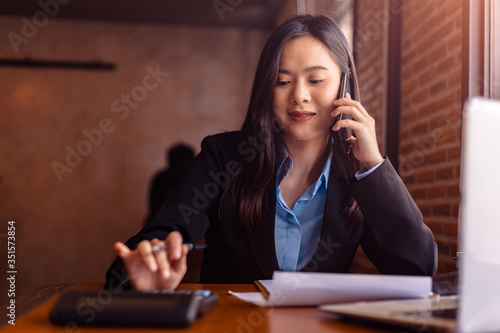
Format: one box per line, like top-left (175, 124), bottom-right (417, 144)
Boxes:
top-left (0, 0), bottom-right (481, 302)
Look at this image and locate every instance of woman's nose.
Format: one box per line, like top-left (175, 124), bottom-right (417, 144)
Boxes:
top-left (290, 81), bottom-right (311, 105)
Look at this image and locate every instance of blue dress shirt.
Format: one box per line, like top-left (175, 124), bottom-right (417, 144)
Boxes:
top-left (275, 153), bottom-right (383, 271)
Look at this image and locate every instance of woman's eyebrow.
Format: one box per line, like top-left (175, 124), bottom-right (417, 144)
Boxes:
top-left (278, 66), bottom-right (329, 74)
top-left (304, 65), bottom-right (328, 73)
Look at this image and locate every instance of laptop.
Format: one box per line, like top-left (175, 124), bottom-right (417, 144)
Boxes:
top-left (320, 97), bottom-right (500, 332)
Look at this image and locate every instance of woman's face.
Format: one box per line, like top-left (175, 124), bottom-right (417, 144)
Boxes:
top-left (273, 36), bottom-right (342, 144)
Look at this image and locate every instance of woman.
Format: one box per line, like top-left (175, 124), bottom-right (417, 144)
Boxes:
top-left (105, 14), bottom-right (436, 291)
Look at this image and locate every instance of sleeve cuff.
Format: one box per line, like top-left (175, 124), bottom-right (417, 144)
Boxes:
top-left (355, 159), bottom-right (385, 181)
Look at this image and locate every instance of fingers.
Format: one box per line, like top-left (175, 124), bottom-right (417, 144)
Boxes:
top-left (332, 103), bottom-right (369, 124)
top-left (137, 240), bottom-right (159, 273)
top-left (151, 233), bottom-right (188, 281)
top-left (114, 232), bottom-right (188, 290)
top-left (332, 94), bottom-right (370, 125)
top-left (150, 239), bottom-right (172, 279)
top-left (330, 94), bottom-right (383, 168)
top-left (331, 95), bottom-right (374, 132)
top-left (114, 242), bottom-right (131, 259)
top-left (333, 93), bottom-right (369, 116)
top-left (148, 232), bottom-right (185, 279)
top-left (331, 116), bottom-right (364, 133)
top-left (170, 245), bottom-right (189, 273)
top-left (165, 231), bottom-right (183, 260)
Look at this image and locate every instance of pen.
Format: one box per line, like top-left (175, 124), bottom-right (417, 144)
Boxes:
top-left (151, 243), bottom-right (207, 252)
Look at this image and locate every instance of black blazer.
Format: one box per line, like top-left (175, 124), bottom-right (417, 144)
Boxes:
top-left (105, 132), bottom-right (436, 289)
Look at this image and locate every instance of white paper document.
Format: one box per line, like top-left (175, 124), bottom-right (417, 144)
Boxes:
top-left (229, 271), bottom-right (432, 307)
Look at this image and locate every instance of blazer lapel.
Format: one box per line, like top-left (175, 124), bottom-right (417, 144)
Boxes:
top-left (245, 154), bottom-right (357, 276)
top-left (246, 177), bottom-right (280, 279)
top-left (302, 166), bottom-right (356, 271)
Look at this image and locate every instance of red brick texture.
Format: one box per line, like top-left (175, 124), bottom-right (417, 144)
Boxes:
top-left (354, 0), bottom-right (388, 151)
top-left (349, 0), bottom-right (391, 274)
top-left (352, 0), bottom-right (462, 274)
top-left (400, 0), bottom-right (461, 274)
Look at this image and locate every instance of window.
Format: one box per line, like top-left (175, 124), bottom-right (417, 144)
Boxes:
top-left (463, 0), bottom-right (500, 101)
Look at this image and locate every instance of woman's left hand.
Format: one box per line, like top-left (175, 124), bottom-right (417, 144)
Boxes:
top-left (331, 93), bottom-right (384, 169)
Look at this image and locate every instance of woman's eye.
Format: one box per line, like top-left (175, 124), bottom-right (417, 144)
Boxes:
top-left (276, 80), bottom-right (290, 86)
top-left (310, 79), bottom-right (325, 84)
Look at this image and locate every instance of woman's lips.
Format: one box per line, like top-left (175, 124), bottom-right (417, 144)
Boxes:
top-left (288, 111), bottom-right (316, 122)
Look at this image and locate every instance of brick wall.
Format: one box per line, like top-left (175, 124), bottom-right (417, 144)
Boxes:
top-left (346, 0), bottom-right (389, 273)
top-left (351, 0), bottom-right (462, 274)
top-left (400, 0), bottom-right (462, 273)
top-left (355, 0), bottom-right (388, 155)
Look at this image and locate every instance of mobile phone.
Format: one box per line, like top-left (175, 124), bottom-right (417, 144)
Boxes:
top-left (335, 72), bottom-right (354, 154)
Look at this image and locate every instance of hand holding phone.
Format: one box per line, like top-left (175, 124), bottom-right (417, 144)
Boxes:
top-left (333, 73), bottom-right (385, 169)
top-left (335, 72), bottom-right (354, 154)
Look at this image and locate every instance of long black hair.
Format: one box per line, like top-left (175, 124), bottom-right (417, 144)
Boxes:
top-left (231, 14), bottom-right (364, 232)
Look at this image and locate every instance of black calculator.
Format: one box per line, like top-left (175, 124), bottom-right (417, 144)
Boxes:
top-left (50, 289), bottom-right (219, 327)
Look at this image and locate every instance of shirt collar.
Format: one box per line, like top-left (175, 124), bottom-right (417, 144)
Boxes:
top-left (276, 150), bottom-right (332, 196)
top-left (276, 151), bottom-right (292, 186)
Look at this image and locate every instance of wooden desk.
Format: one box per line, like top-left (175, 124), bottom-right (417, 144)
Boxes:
top-left (2, 284), bottom-right (399, 333)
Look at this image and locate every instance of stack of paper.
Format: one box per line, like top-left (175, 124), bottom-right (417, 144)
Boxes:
top-left (229, 271), bottom-right (432, 307)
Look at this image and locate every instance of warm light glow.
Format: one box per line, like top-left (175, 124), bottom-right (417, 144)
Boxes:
top-left (12, 82), bottom-right (40, 107)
